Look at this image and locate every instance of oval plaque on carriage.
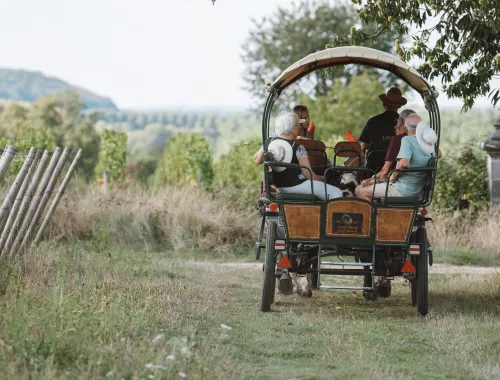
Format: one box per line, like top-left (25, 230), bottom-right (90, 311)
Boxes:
top-left (332, 213), bottom-right (363, 234)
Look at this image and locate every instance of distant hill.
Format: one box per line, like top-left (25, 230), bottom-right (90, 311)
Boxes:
top-left (0, 68), bottom-right (117, 110)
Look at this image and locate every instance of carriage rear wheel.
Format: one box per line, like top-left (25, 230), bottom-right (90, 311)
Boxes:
top-left (261, 221), bottom-right (277, 312)
top-left (416, 227), bottom-right (429, 316)
top-left (411, 279), bottom-right (418, 306)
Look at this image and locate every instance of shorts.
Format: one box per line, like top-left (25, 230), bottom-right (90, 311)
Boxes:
top-left (370, 181), bottom-right (403, 198)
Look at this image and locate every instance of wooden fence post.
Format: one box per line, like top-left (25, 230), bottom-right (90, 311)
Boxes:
top-left (0, 150), bottom-right (42, 257)
top-left (33, 149), bottom-right (83, 246)
top-left (0, 145), bottom-right (17, 182)
top-left (1, 150), bottom-right (51, 259)
top-left (9, 147), bottom-right (62, 258)
top-left (18, 147), bottom-right (70, 254)
top-left (0, 147), bottom-right (37, 227)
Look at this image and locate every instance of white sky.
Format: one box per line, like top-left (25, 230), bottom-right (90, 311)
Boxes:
top-left (1, 0), bottom-right (497, 110)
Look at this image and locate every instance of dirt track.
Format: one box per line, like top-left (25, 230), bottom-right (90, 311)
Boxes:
top-left (219, 262), bottom-right (500, 275)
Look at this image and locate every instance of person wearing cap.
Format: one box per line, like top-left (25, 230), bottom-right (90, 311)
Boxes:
top-left (358, 87), bottom-right (408, 154)
top-left (262, 112), bottom-right (342, 201)
top-left (360, 108), bottom-right (415, 184)
top-left (355, 114), bottom-right (441, 200)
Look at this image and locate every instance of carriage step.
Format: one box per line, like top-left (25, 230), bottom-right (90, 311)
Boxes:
top-left (321, 261), bottom-right (371, 266)
top-left (320, 285), bottom-right (374, 290)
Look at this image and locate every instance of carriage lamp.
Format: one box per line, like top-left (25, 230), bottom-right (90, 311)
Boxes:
top-left (268, 203), bottom-right (279, 212)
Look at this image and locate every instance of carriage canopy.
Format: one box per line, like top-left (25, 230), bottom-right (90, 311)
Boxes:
top-left (269, 46), bottom-right (432, 95)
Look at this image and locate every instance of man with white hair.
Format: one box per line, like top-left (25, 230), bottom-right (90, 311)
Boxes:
top-left (355, 113), bottom-right (440, 201)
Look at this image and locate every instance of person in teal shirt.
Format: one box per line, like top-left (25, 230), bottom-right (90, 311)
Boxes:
top-left (355, 114), bottom-right (441, 200)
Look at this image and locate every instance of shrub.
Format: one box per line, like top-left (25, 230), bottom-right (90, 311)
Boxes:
top-left (433, 147), bottom-right (489, 212)
top-left (94, 130), bottom-right (127, 181)
top-left (155, 133), bottom-right (214, 187)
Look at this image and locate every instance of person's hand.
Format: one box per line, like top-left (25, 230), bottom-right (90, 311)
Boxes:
top-left (361, 178), bottom-right (373, 185)
top-left (296, 136), bottom-right (310, 140)
top-left (313, 175), bottom-right (324, 181)
top-left (389, 172), bottom-right (398, 183)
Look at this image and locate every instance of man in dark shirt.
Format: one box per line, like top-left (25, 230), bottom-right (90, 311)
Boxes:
top-left (359, 87), bottom-right (408, 154)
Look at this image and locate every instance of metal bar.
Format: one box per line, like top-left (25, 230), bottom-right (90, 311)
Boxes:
top-left (2, 150), bottom-right (51, 259)
top-left (320, 285), bottom-right (374, 290)
top-left (321, 261), bottom-right (371, 266)
top-left (0, 147), bottom-right (37, 227)
top-left (19, 147), bottom-right (70, 254)
top-left (0, 145), bottom-right (17, 182)
top-left (0, 150), bottom-right (41, 256)
top-left (317, 244), bottom-right (321, 289)
top-left (300, 268), bottom-right (370, 276)
top-left (32, 149), bottom-right (82, 246)
top-left (9, 147), bottom-right (62, 257)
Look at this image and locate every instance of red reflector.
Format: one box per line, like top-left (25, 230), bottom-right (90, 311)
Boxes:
top-left (421, 208), bottom-right (428, 216)
top-left (269, 203), bottom-right (279, 212)
top-left (277, 254), bottom-right (292, 269)
top-left (401, 259), bottom-right (416, 273)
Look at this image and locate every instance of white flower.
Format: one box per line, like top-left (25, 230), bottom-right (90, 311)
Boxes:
top-left (151, 334), bottom-right (164, 345)
top-left (178, 372), bottom-right (187, 378)
top-left (166, 354), bottom-right (176, 361)
top-left (220, 324), bottom-right (232, 330)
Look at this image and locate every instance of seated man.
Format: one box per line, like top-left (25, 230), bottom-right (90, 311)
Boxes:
top-left (361, 109), bottom-right (415, 184)
top-left (355, 114), bottom-right (438, 201)
top-left (358, 87), bottom-right (407, 155)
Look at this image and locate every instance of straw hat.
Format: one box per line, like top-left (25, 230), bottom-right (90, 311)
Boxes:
top-left (416, 122), bottom-right (438, 154)
top-left (267, 139), bottom-right (293, 172)
top-left (379, 87), bottom-right (407, 107)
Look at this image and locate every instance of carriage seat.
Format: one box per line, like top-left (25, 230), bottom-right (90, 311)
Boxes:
top-left (276, 193), bottom-right (318, 202)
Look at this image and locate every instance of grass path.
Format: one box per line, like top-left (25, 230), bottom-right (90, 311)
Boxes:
top-left (1, 245), bottom-right (500, 379)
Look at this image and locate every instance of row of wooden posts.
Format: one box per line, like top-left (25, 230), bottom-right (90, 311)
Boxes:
top-left (0, 145), bottom-right (82, 262)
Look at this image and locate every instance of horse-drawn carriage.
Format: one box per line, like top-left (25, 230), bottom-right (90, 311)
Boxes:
top-left (256, 46), bottom-right (440, 316)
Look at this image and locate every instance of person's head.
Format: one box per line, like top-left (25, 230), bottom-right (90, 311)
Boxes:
top-left (292, 105), bottom-right (310, 136)
top-left (379, 87), bottom-right (407, 111)
top-left (395, 109), bottom-right (416, 135)
top-left (275, 112), bottom-right (300, 138)
top-left (404, 113), bottom-right (422, 135)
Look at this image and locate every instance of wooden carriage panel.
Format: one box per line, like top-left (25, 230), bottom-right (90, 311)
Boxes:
top-left (283, 204), bottom-right (321, 239)
top-left (376, 208), bottom-right (415, 242)
top-left (325, 200), bottom-right (372, 237)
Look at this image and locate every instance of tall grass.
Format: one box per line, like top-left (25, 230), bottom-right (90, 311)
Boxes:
top-left (48, 185), bottom-right (259, 253)
top-left (429, 209), bottom-right (500, 265)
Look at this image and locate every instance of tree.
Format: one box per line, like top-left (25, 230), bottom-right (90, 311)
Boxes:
top-left (345, 0), bottom-right (500, 110)
top-left (299, 71), bottom-right (386, 139)
top-left (242, 1), bottom-right (397, 106)
top-left (155, 133), bottom-right (214, 187)
top-left (0, 103), bottom-right (28, 138)
top-left (94, 130), bottom-right (128, 181)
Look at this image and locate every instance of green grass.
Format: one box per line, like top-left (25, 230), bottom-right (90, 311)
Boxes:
top-left (433, 246), bottom-right (494, 266)
top-left (1, 244), bottom-right (500, 379)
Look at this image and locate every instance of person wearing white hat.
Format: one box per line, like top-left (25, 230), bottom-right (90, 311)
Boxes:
top-left (355, 114), bottom-right (441, 200)
top-left (261, 112), bottom-right (342, 201)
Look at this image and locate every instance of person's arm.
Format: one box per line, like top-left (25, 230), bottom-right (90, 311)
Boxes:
top-left (438, 149), bottom-right (443, 158)
top-left (296, 145), bottom-right (323, 181)
top-left (377, 161), bottom-right (393, 179)
top-left (298, 156), bottom-right (323, 181)
top-left (390, 137), bottom-right (412, 182)
top-left (253, 146), bottom-right (264, 165)
top-left (358, 121), bottom-right (371, 153)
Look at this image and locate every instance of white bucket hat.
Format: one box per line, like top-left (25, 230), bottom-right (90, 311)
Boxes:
top-left (267, 139), bottom-right (293, 172)
top-left (416, 122), bottom-right (438, 154)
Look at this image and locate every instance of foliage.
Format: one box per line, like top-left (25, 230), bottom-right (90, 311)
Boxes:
top-left (155, 133), bottom-right (214, 187)
top-left (434, 147), bottom-right (489, 212)
top-left (0, 68), bottom-right (117, 109)
top-left (299, 72), bottom-right (386, 139)
top-left (242, 0), bottom-right (397, 106)
top-left (215, 138), bottom-right (262, 188)
top-left (345, 0), bottom-right (500, 110)
top-left (94, 130), bottom-right (128, 181)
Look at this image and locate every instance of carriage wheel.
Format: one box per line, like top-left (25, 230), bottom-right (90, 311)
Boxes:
top-left (416, 227), bottom-right (429, 316)
top-left (261, 221), bottom-right (277, 312)
top-left (411, 279), bottom-right (417, 306)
